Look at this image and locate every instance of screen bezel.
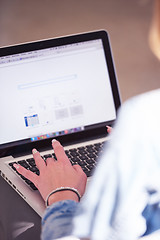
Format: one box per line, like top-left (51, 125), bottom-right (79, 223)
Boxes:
top-left (0, 30), bottom-right (121, 157)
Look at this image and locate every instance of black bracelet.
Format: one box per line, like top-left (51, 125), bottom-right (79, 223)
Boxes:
top-left (45, 187), bottom-right (81, 207)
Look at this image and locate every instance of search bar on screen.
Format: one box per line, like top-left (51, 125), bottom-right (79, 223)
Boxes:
top-left (18, 74), bottom-right (77, 90)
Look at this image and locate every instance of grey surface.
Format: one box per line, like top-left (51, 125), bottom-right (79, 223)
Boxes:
top-left (0, 0), bottom-right (160, 102)
top-left (0, 176), bottom-right (41, 240)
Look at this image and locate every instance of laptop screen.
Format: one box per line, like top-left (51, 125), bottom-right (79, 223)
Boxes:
top-left (0, 31), bottom-right (121, 151)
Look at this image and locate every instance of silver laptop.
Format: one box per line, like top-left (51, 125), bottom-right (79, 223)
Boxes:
top-left (0, 30), bottom-right (121, 217)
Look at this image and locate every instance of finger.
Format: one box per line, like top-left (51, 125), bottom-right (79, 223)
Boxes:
top-left (32, 148), bottom-right (46, 170)
top-left (13, 164), bottom-right (38, 186)
top-left (45, 157), bottom-right (55, 166)
top-left (106, 125), bottom-right (112, 134)
top-left (52, 139), bottom-right (70, 164)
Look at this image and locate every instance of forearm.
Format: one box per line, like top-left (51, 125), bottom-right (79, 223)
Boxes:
top-left (41, 200), bottom-right (79, 240)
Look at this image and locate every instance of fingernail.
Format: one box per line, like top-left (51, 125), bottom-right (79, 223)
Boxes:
top-left (13, 163), bottom-right (19, 169)
top-left (52, 139), bottom-right (57, 144)
top-left (32, 149), bottom-right (38, 154)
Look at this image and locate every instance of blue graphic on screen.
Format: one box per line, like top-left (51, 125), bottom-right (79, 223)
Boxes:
top-left (24, 114), bottom-right (39, 127)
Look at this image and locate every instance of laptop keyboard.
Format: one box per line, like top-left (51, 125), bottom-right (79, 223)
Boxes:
top-left (8, 141), bottom-right (106, 191)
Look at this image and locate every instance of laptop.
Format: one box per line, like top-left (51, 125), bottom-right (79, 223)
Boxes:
top-left (0, 30), bottom-right (121, 217)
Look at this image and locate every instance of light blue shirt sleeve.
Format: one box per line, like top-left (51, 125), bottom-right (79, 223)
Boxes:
top-left (41, 200), bottom-right (79, 240)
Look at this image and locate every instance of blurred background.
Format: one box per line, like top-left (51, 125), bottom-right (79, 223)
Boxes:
top-left (0, 0), bottom-right (159, 102)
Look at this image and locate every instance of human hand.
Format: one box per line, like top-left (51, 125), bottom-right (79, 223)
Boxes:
top-left (106, 125), bottom-right (113, 134)
top-left (14, 140), bottom-right (87, 206)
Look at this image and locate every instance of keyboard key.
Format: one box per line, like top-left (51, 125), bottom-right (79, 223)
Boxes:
top-left (86, 159), bottom-right (95, 164)
top-left (70, 157), bottom-right (80, 163)
top-left (69, 151), bottom-right (79, 157)
top-left (77, 146), bottom-right (85, 151)
top-left (9, 162), bottom-right (17, 171)
top-left (78, 149), bottom-right (88, 155)
top-left (25, 179), bottom-right (32, 185)
top-left (43, 154), bottom-right (52, 159)
top-left (52, 153), bottom-right (57, 160)
top-left (20, 175), bottom-right (27, 180)
top-left (18, 160), bottom-right (30, 169)
top-left (87, 153), bottom-right (96, 159)
top-left (78, 161), bottom-right (87, 167)
top-left (79, 155), bottom-right (87, 161)
top-left (29, 166), bottom-right (38, 172)
top-left (30, 183), bottom-right (38, 190)
top-left (26, 158), bottom-right (36, 167)
top-left (87, 164), bottom-right (95, 170)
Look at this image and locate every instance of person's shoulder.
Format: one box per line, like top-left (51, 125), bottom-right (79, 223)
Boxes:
top-left (122, 89), bottom-right (160, 113)
top-left (115, 89), bottom-right (160, 133)
top-left (120, 89), bottom-right (160, 133)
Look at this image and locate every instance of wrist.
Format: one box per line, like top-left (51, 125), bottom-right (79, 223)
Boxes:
top-left (45, 187), bottom-right (81, 207)
top-left (48, 190), bottom-right (79, 205)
